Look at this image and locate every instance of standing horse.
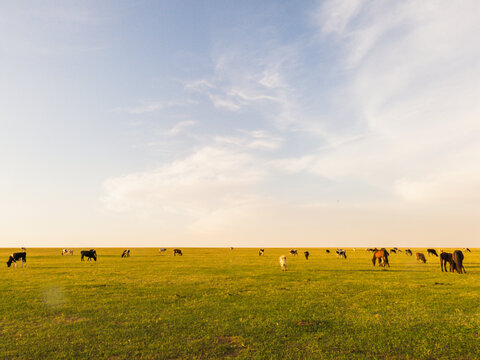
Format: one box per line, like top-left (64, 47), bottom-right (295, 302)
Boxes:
top-left (453, 250), bottom-right (466, 274)
top-left (372, 249), bottom-right (389, 267)
top-left (440, 252), bottom-right (455, 272)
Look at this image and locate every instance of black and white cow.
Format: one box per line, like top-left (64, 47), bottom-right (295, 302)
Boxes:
top-left (62, 249), bottom-right (74, 256)
top-left (173, 249), bottom-right (183, 256)
top-left (336, 249), bottom-right (347, 259)
top-left (81, 249), bottom-right (97, 261)
top-left (6, 252), bottom-right (27, 267)
top-left (258, 249), bottom-right (265, 256)
top-left (405, 249), bottom-right (413, 256)
top-left (159, 248), bottom-right (167, 253)
top-left (289, 249), bottom-right (298, 256)
top-left (121, 249), bottom-right (130, 258)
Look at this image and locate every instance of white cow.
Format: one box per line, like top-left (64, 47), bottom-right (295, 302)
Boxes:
top-left (279, 255), bottom-right (287, 271)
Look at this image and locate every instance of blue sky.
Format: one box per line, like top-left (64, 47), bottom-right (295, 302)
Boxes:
top-left (1, 1), bottom-right (479, 247)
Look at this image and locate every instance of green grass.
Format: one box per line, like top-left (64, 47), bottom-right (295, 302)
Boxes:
top-left (1, 248), bottom-right (479, 359)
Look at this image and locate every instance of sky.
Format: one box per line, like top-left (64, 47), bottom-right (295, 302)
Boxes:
top-left (1, 0), bottom-right (479, 248)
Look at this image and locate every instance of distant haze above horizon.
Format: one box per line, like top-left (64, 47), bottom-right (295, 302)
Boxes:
top-left (1, 1), bottom-right (479, 248)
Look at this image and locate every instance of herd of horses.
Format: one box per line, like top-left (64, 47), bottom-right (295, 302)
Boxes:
top-left (5, 247), bottom-right (471, 274)
top-left (368, 247), bottom-right (467, 274)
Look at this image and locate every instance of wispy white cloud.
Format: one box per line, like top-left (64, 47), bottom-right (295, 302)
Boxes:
top-left (118, 99), bottom-right (197, 114)
top-left (164, 120), bottom-right (197, 137)
top-left (101, 144), bottom-right (267, 216)
top-left (304, 0), bottom-right (480, 203)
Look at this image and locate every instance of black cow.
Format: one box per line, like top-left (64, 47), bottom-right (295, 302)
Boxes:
top-left (173, 249), bottom-right (183, 256)
top-left (289, 249), bottom-right (298, 256)
top-left (121, 249), bottom-right (130, 258)
top-left (81, 249), bottom-right (97, 261)
top-left (427, 249), bottom-right (439, 257)
top-left (326, 249), bottom-right (330, 254)
top-left (390, 249), bottom-right (397, 254)
top-left (465, 248), bottom-right (471, 253)
top-left (405, 249), bottom-right (413, 256)
top-left (7, 252), bottom-right (26, 267)
top-left (304, 251), bottom-right (310, 260)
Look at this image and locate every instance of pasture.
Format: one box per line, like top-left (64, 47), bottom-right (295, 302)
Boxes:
top-left (1, 248), bottom-right (479, 359)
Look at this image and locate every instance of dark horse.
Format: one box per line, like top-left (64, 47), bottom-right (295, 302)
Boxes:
top-left (372, 249), bottom-right (389, 267)
top-left (453, 250), bottom-right (466, 274)
top-left (427, 249), bottom-right (439, 257)
top-left (81, 249), bottom-right (97, 261)
top-left (440, 252), bottom-right (456, 272)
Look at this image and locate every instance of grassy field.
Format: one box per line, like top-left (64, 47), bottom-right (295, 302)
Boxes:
top-left (0, 247), bottom-right (479, 359)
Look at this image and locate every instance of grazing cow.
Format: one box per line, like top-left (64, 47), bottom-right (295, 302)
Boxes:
top-left (62, 249), bottom-right (74, 256)
top-left (173, 249), bottom-right (183, 256)
top-left (289, 249), bottom-right (298, 256)
top-left (440, 252), bottom-right (456, 272)
top-left (372, 249), bottom-right (389, 267)
top-left (81, 249), bottom-right (97, 261)
top-left (464, 248), bottom-right (471, 253)
top-left (390, 249), bottom-right (397, 254)
top-left (279, 255), bottom-right (287, 271)
top-left (366, 248), bottom-right (375, 252)
top-left (6, 252), bottom-right (27, 268)
top-left (121, 249), bottom-right (130, 258)
top-left (405, 249), bottom-right (413, 256)
top-left (452, 250), bottom-right (466, 274)
top-left (325, 249), bottom-right (330, 254)
top-left (159, 248), bottom-right (167, 253)
top-left (259, 249), bottom-right (265, 256)
top-left (427, 249), bottom-right (439, 257)
top-left (336, 249), bottom-right (347, 259)
top-left (416, 253), bottom-right (426, 263)
top-left (230, 247), bottom-right (234, 250)
top-left (304, 251), bottom-right (310, 260)
top-left (21, 247), bottom-right (27, 251)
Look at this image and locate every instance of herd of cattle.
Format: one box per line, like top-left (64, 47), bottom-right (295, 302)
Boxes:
top-left (5, 247), bottom-right (472, 274)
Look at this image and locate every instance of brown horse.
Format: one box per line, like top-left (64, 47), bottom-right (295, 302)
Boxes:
top-left (453, 250), bottom-right (466, 274)
top-left (440, 252), bottom-right (455, 272)
top-left (372, 249), bottom-right (389, 267)
top-left (416, 253), bottom-right (426, 263)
